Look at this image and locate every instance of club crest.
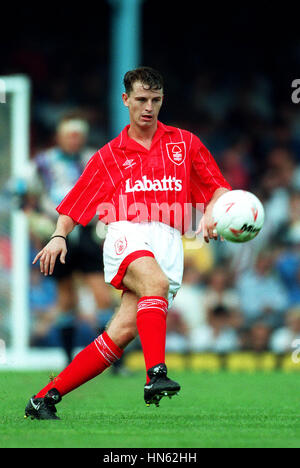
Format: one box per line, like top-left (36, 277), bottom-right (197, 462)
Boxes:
top-left (166, 141), bottom-right (186, 166)
top-left (115, 236), bottom-right (127, 255)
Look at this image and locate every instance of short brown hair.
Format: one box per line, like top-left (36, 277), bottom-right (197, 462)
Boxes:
top-left (123, 66), bottom-right (164, 95)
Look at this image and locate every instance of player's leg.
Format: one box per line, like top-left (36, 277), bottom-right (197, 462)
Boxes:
top-left (104, 290), bottom-right (139, 349)
top-left (122, 256), bottom-right (180, 406)
top-left (123, 256), bottom-right (169, 298)
top-left (78, 227), bottom-right (126, 373)
top-left (84, 272), bottom-right (113, 311)
top-left (24, 291), bottom-right (138, 420)
top-left (50, 239), bottom-right (79, 364)
top-left (102, 221), bottom-right (181, 406)
top-left (56, 276), bottom-right (77, 363)
top-left (123, 256), bottom-right (169, 374)
top-left (78, 227), bottom-right (114, 314)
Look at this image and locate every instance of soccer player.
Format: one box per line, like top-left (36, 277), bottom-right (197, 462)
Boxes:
top-left (24, 67), bottom-right (231, 420)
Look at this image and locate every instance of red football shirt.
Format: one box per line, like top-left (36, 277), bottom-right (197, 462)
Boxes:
top-left (56, 121), bottom-right (231, 233)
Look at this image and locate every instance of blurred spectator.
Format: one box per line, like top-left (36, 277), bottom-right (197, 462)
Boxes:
top-left (190, 72), bottom-right (232, 123)
top-left (260, 117), bottom-right (300, 163)
top-left (241, 322), bottom-right (272, 352)
top-left (276, 191), bottom-right (300, 246)
top-left (270, 306), bottom-right (300, 353)
top-left (23, 114), bottom-right (115, 363)
top-left (259, 170), bottom-right (290, 235)
top-left (182, 235), bottom-right (214, 275)
top-left (203, 266), bottom-right (243, 330)
top-left (0, 236), bottom-right (11, 271)
top-left (30, 267), bottom-right (58, 347)
top-left (0, 236), bottom-right (11, 342)
top-left (34, 78), bottom-right (79, 135)
top-left (266, 147), bottom-right (300, 191)
top-left (166, 308), bottom-right (189, 353)
top-left (236, 250), bottom-right (289, 328)
top-left (276, 246), bottom-right (300, 307)
top-left (171, 262), bottom-right (206, 333)
top-left (257, 148), bottom-right (300, 240)
top-left (219, 139), bottom-right (252, 190)
top-left (30, 267), bottom-right (57, 313)
top-left (189, 305), bottom-right (240, 353)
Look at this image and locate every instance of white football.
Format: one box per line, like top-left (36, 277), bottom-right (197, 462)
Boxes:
top-left (212, 190), bottom-right (265, 243)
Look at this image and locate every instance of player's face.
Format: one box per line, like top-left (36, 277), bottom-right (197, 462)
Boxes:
top-left (122, 81), bottom-right (163, 128)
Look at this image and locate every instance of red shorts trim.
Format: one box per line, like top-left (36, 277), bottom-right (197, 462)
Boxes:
top-left (110, 250), bottom-right (155, 290)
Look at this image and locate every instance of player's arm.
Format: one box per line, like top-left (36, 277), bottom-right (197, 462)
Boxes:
top-left (32, 214), bottom-right (76, 276)
top-left (196, 187), bottom-right (230, 242)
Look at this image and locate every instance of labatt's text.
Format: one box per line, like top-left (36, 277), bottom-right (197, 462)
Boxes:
top-left (125, 175), bottom-right (183, 192)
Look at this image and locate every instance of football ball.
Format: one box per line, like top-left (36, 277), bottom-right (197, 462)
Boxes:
top-left (212, 190), bottom-right (265, 243)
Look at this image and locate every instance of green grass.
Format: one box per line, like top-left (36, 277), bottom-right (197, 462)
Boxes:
top-left (1, 370), bottom-right (300, 448)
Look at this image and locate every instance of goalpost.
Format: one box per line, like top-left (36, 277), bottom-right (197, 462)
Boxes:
top-left (0, 75), bottom-right (31, 368)
top-left (0, 75), bottom-right (61, 369)
top-left (0, 75), bottom-right (69, 370)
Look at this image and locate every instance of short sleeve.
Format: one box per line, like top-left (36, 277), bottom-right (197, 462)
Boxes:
top-left (56, 152), bottom-right (110, 226)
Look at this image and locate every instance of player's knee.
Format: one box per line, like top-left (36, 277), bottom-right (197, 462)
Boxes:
top-left (141, 273), bottom-right (169, 299)
top-left (157, 275), bottom-right (170, 298)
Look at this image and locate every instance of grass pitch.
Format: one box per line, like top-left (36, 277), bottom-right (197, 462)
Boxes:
top-left (1, 370), bottom-right (300, 448)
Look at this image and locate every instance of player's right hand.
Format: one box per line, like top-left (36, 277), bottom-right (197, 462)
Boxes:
top-left (32, 237), bottom-right (67, 276)
top-left (196, 211), bottom-right (224, 243)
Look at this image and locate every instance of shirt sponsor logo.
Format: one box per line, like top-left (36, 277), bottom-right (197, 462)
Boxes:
top-left (125, 175), bottom-right (183, 192)
top-left (166, 141), bottom-right (186, 166)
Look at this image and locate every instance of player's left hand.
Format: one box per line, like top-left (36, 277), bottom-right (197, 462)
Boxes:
top-left (32, 237), bottom-right (67, 276)
top-left (196, 210), bottom-right (224, 243)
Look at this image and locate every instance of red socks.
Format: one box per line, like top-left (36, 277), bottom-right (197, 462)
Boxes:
top-left (35, 297), bottom-right (168, 398)
top-left (35, 332), bottom-right (123, 398)
top-left (136, 296), bottom-right (168, 382)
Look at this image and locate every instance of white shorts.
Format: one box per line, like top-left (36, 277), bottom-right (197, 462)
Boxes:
top-left (103, 221), bottom-right (184, 307)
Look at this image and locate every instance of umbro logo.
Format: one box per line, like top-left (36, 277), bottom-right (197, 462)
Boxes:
top-left (123, 159), bottom-right (136, 169)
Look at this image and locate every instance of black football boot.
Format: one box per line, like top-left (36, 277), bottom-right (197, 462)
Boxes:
top-left (144, 363), bottom-right (181, 407)
top-left (24, 388), bottom-right (62, 420)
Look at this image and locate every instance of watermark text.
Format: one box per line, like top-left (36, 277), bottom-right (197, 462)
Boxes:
top-left (96, 198), bottom-right (206, 249)
top-left (291, 79), bottom-right (300, 104)
top-left (292, 339), bottom-right (300, 364)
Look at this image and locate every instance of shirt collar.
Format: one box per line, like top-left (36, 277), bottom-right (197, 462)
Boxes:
top-left (112, 120), bottom-right (174, 151)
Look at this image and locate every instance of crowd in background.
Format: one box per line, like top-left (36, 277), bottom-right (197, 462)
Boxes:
top-left (23, 68), bottom-right (300, 357)
top-left (1, 4), bottom-right (300, 359)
